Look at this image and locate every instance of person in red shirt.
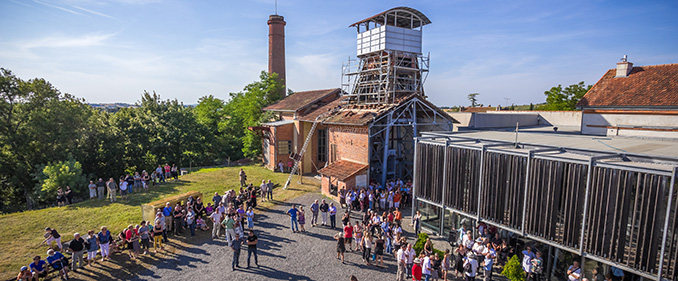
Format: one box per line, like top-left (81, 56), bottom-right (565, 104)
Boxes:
top-left (344, 223), bottom-right (354, 251)
top-left (412, 257), bottom-right (423, 281)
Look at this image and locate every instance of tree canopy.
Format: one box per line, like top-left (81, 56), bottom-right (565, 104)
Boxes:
top-left (0, 68), bottom-right (281, 213)
top-left (542, 81), bottom-right (592, 111)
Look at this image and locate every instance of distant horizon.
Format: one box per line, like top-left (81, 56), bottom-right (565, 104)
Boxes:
top-left (2, 1), bottom-right (676, 107)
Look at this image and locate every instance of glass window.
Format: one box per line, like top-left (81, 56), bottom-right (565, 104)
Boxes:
top-left (417, 200), bottom-right (441, 234)
top-left (317, 129), bottom-right (327, 162)
top-left (278, 140), bottom-right (292, 155)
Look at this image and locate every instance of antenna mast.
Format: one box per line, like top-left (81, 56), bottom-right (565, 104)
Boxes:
top-left (275, 0), bottom-right (278, 15)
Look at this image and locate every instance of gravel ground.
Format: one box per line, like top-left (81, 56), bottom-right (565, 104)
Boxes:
top-left (133, 193), bottom-right (407, 281)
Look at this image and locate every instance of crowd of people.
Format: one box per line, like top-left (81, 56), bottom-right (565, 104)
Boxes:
top-left (55, 164), bottom-right (181, 206)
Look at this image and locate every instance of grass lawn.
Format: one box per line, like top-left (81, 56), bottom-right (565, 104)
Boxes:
top-left (0, 164), bottom-right (320, 280)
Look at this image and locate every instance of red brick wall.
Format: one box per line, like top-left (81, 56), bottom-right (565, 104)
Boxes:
top-left (263, 123), bottom-right (294, 171)
top-left (328, 125), bottom-right (369, 165)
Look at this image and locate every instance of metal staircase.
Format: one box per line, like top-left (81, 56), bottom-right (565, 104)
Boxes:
top-left (283, 106), bottom-right (341, 189)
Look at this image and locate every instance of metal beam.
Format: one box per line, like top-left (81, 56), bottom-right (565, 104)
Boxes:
top-left (656, 166), bottom-right (677, 281)
top-left (477, 145), bottom-right (486, 221)
top-left (521, 150), bottom-right (534, 234)
top-left (440, 141), bottom-right (449, 233)
top-left (411, 138), bottom-right (419, 218)
top-left (381, 112), bottom-right (392, 187)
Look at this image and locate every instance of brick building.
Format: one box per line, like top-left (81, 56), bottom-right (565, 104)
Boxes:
top-left (577, 59), bottom-right (678, 138)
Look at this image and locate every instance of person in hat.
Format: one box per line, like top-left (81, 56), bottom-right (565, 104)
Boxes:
top-left (412, 257), bottom-right (423, 281)
top-left (17, 266), bottom-right (34, 281)
top-left (464, 252), bottom-right (479, 281)
top-left (472, 237), bottom-right (487, 269)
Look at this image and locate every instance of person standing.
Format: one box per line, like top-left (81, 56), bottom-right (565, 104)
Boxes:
top-left (186, 207), bottom-right (196, 236)
top-left (173, 203), bottom-right (184, 235)
top-left (362, 232), bottom-right (372, 265)
top-left (246, 207), bottom-right (254, 230)
top-left (412, 258), bottom-right (423, 281)
top-left (246, 230), bottom-right (259, 268)
top-left (422, 253), bottom-right (433, 281)
top-left (414, 210), bottom-right (422, 235)
top-left (334, 231), bottom-right (346, 263)
top-left (343, 222), bottom-right (354, 251)
top-left (329, 203), bottom-right (337, 229)
top-left (85, 230), bottom-right (99, 266)
top-left (88, 180), bottom-right (97, 200)
top-left (567, 261), bottom-right (581, 281)
top-left (96, 178), bottom-right (106, 200)
top-left (153, 219), bottom-right (164, 253)
top-left (231, 234), bottom-right (242, 271)
top-left (298, 206), bottom-right (306, 232)
top-left (210, 207), bottom-right (222, 238)
top-left (267, 180), bottom-right (273, 201)
top-left (464, 253), bottom-right (479, 281)
top-left (405, 243), bottom-right (416, 278)
top-left (310, 199), bottom-right (320, 227)
top-left (223, 214), bottom-right (236, 246)
top-left (278, 160), bottom-right (284, 173)
top-left (69, 233), bottom-right (86, 271)
top-left (396, 244), bottom-right (407, 281)
top-left (106, 178), bottom-right (117, 202)
top-left (138, 221), bottom-right (151, 254)
top-left (529, 251), bottom-right (543, 281)
top-left (522, 246), bottom-right (535, 280)
top-left (239, 169), bottom-right (247, 187)
top-left (287, 205), bottom-right (299, 232)
top-left (119, 180), bottom-right (129, 200)
top-left (320, 199), bottom-right (329, 227)
top-left (260, 180), bottom-right (268, 202)
top-left (163, 202), bottom-right (173, 235)
top-left (610, 267), bottom-right (624, 281)
top-left (98, 226), bottom-right (112, 261)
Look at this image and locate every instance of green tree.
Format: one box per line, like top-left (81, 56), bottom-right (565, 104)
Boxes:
top-left (543, 81), bottom-right (592, 111)
top-left (468, 93), bottom-right (480, 107)
top-left (502, 255), bottom-right (526, 281)
top-left (223, 71), bottom-right (283, 159)
top-left (33, 156), bottom-right (85, 205)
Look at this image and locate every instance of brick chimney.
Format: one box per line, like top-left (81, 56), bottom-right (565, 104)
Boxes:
top-left (268, 14), bottom-right (286, 98)
top-left (615, 55), bottom-right (633, 78)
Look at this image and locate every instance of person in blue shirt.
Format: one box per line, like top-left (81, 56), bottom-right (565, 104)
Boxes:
top-left (610, 267), bottom-right (624, 281)
top-left (46, 249), bottom-right (70, 280)
top-left (287, 205), bottom-right (299, 232)
top-left (163, 202), bottom-right (173, 234)
top-left (29, 256), bottom-right (48, 279)
top-left (98, 226), bottom-right (112, 261)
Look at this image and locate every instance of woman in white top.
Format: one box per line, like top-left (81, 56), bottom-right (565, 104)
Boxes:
top-left (362, 231), bottom-right (373, 265)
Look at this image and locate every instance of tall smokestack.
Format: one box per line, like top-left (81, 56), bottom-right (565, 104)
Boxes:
top-left (268, 14), bottom-right (286, 98)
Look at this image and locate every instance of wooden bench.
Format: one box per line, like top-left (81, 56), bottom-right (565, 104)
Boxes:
top-left (141, 191), bottom-right (203, 223)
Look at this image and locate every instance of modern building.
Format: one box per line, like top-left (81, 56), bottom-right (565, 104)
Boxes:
top-left (578, 59), bottom-right (678, 138)
top-left (412, 129), bottom-right (678, 281)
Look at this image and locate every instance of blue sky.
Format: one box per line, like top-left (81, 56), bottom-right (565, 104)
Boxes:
top-left (1, 0), bottom-right (677, 107)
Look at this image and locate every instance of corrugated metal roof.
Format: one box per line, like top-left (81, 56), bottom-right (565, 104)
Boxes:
top-left (262, 119), bottom-right (294, 127)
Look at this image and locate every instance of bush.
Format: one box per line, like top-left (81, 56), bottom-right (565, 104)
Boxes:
top-left (413, 232), bottom-right (444, 259)
top-left (502, 255), bottom-right (526, 281)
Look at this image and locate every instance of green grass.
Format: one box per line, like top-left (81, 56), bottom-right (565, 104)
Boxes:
top-left (0, 164), bottom-right (320, 280)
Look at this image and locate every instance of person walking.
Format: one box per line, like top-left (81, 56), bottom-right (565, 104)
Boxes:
top-left (68, 233), bottom-right (86, 271)
top-left (320, 199), bottom-right (329, 227)
top-left (246, 230), bottom-right (259, 268)
top-left (287, 205), bottom-right (299, 232)
top-left (231, 234), bottom-right (242, 271)
top-left (310, 199), bottom-right (319, 227)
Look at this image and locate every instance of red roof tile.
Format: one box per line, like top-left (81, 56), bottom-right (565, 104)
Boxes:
top-left (318, 160), bottom-right (368, 181)
top-left (263, 88), bottom-right (341, 112)
top-left (577, 63), bottom-right (678, 108)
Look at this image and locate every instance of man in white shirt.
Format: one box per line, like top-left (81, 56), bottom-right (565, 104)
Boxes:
top-left (464, 253), bottom-right (479, 281)
top-left (209, 209), bottom-right (222, 238)
top-left (422, 254), bottom-right (433, 281)
top-left (396, 245), bottom-right (407, 281)
top-left (404, 243), bottom-right (416, 278)
top-left (463, 230), bottom-right (474, 250)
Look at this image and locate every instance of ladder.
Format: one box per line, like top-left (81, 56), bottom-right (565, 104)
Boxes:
top-left (283, 106), bottom-right (341, 189)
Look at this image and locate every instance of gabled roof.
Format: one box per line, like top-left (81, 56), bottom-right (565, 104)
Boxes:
top-left (318, 160), bottom-right (368, 181)
top-left (263, 88), bottom-right (341, 112)
top-left (577, 63), bottom-right (678, 109)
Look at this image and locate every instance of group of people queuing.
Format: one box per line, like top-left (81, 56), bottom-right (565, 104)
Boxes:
top-left (55, 163), bottom-right (180, 207)
top-left (338, 178), bottom-right (413, 216)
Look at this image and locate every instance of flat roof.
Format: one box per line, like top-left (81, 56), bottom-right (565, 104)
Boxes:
top-left (419, 130), bottom-right (678, 173)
